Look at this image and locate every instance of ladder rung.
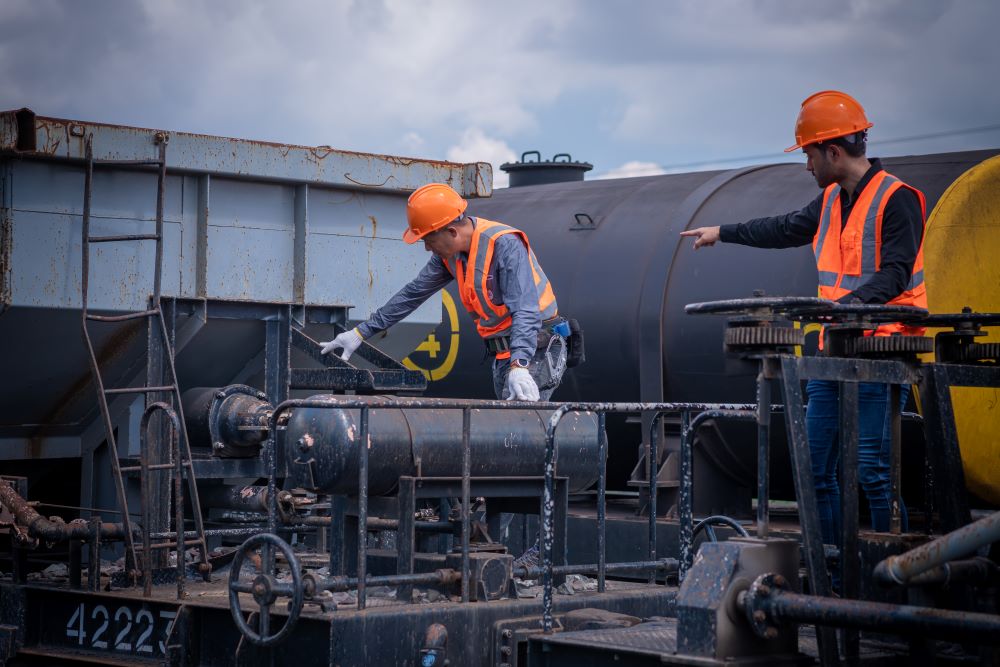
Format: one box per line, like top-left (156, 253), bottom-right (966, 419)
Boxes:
top-left (94, 158), bottom-right (163, 167)
top-left (86, 309), bottom-right (159, 323)
top-left (105, 385), bottom-right (176, 395)
top-left (88, 234), bottom-right (160, 243)
top-left (120, 463), bottom-right (175, 473)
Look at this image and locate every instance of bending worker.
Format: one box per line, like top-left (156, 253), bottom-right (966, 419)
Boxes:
top-left (321, 182), bottom-right (570, 401)
top-left (680, 91), bottom-right (926, 553)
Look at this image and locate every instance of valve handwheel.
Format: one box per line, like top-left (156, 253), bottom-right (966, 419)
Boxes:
top-left (228, 533), bottom-right (304, 646)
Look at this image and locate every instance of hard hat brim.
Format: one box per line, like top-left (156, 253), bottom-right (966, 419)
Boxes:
top-left (785, 121), bottom-right (874, 154)
top-left (402, 227), bottom-right (425, 244)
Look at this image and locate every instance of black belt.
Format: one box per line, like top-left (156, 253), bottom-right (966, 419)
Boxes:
top-left (485, 336), bottom-right (512, 354)
top-left (484, 318), bottom-right (565, 355)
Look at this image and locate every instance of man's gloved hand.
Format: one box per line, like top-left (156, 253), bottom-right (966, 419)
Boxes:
top-left (320, 328), bottom-right (363, 361)
top-left (505, 367), bottom-right (540, 401)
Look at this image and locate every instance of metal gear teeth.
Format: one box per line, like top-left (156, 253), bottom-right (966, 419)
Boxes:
top-left (724, 326), bottom-right (804, 348)
top-left (962, 342), bottom-right (1000, 362)
top-left (849, 335), bottom-right (933, 356)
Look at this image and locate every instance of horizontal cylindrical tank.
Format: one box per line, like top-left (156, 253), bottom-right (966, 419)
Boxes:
top-left (921, 155), bottom-right (1000, 504)
top-left (401, 149), bottom-right (1000, 501)
top-left (285, 395), bottom-right (600, 496)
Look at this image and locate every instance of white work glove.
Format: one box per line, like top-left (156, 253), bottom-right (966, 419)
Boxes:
top-left (320, 328), bottom-right (363, 361)
top-left (505, 367), bottom-right (540, 402)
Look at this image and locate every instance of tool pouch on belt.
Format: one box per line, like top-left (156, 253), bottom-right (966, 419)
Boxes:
top-left (566, 318), bottom-right (585, 368)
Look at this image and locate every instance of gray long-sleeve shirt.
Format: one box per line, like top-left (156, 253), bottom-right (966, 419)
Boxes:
top-left (356, 219), bottom-right (542, 363)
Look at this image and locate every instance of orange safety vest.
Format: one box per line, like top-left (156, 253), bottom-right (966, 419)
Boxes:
top-left (813, 170), bottom-right (927, 341)
top-left (443, 218), bottom-right (558, 359)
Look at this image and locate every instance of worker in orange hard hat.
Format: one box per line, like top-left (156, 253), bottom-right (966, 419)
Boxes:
top-left (321, 182), bottom-right (581, 402)
top-left (681, 91), bottom-right (927, 589)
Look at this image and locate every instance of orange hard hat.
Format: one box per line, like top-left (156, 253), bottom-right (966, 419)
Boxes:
top-left (403, 183), bottom-right (468, 244)
top-left (785, 90), bottom-right (873, 153)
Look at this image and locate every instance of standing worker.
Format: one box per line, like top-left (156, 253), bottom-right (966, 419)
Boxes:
top-left (680, 91), bottom-right (926, 561)
top-left (321, 182), bottom-right (574, 401)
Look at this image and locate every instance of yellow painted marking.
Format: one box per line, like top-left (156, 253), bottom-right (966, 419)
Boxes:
top-left (403, 290), bottom-right (461, 382)
top-left (415, 334), bottom-right (442, 358)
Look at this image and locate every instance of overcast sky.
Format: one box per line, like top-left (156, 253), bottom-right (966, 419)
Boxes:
top-left (2, 0), bottom-right (999, 187)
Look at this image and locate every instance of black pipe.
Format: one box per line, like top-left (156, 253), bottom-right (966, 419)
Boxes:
top-left (513, 558), bottom-right (678, 580)
top-left (304, 568), bottom-right (461, 595)
top-left (199, 485), bottom-right (294, 515)
top-left (905, 557), bottom-right (1000, 587)
top-left (752, 588), bottom-right (1000, 645)
top-left (357, 406), bottom-right (369, 609)
top-left (0, 483), bottom-right (126, 542)
top-left (756, 371), bottom-right (771, 538)
top-left (679, 409), bottom-right (757, 579)
top-left (874, 511), bottom-right (1000, 586)
top-left (597, 412), bottom-right (608, 592)
top-left (647, 414), bottom-right (659, 583)
top-left (296, 515), bottom-right (455, 534)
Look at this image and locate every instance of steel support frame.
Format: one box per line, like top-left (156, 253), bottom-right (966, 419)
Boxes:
top-left (916, 363), bottom-right (1000, 533)
top-left (252, 398), bottom-right (744, 643)
top-left (755, 352), bottom-right (996, 666)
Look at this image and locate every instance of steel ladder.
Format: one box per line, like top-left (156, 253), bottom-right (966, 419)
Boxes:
top-left (79, 134), bottom-right (210, 594)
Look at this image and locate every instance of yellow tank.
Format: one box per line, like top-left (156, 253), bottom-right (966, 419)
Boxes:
top-left (923, 154), bottom-right (1000, 505)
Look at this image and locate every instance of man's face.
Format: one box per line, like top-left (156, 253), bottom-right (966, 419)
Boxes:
top-left (423, 225), bottom-right (460, 260)
top-left (804, 144), bottom-right (837, 189)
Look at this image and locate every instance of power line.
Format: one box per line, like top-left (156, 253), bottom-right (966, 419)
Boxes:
top-left (649, 122), bottom-right (1000, 172)
top-left (869, 122), bottom-right (1000, 146)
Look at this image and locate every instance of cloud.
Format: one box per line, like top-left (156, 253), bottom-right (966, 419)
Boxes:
top-left (400, 131), bottom-right (426, 155)
top-left (1, 0), bottom-right (997, 188)
top-left (447, 128), bottom-right (517, 189)
top-left (594, 161), bottom-right (667, 180)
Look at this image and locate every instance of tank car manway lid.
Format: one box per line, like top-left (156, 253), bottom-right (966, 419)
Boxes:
top-left (500, 150), bottom-right (594, 173)
top-left (500, 151), bottom-right (594, 188)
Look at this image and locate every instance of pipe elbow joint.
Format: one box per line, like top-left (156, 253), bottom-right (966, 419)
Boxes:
top-left (872, 557), bottom-right (905, 587)
top-left (419, 623), bottom-right (448, 666)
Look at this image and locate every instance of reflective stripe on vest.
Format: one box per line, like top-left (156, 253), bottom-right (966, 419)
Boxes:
top-left (444, 218), bottom-right (558, 340)
top-left (811, 170), bottom-right (928, 338)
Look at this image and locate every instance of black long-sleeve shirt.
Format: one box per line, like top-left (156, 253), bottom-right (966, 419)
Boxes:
top-left (719, 159), bottom-right (923, 304)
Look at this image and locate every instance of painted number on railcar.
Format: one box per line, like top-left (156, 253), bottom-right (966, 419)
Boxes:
top-left (62, 602), bottom-right (176, 657)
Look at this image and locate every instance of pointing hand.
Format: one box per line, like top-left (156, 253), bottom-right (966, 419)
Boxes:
top-left (679, 226), bottom-right (721, 250)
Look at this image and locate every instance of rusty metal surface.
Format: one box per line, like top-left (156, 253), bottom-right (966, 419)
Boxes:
top-left (0, 109), bottom-right (491, 197)
top-left (874, 510), bottom-right (1000, 586)
top-left (0, 478), bottom-right (125, 543)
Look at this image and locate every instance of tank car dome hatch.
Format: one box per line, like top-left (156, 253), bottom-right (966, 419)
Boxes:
top-left (922, 154), bottom-right (1000, 505)
top-left (500, 151), bottom-right (593, 187)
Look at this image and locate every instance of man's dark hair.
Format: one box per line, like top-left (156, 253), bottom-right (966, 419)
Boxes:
top-left (428, 215), bottom-right (469, 238)
top-left (817, 130), bottom-right (867, 158)
top-left (446, 214), bottom-right (470, 230)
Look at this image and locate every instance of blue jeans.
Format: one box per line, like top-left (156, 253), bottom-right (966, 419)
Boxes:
top-left (805, 379), bottom-right (910, 551)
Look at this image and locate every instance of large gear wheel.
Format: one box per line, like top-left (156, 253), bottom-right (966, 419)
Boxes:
top-left (849, 335), bottom-right (933, 356)
top-left (961, 342), bottom-right (1000, 362)
top-left (724, 326), bottom-right (804, 348)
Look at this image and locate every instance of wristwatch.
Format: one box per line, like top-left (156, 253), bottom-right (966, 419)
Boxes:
top-left (511, 358), bottom-right (530, 369)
